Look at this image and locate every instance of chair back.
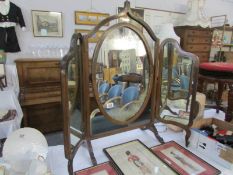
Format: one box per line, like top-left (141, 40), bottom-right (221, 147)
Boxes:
top-left (121, 86), bottom-right (139, 105)
top-left (108, 84), bottom-right (122, 99)
top-left (98, 82), bottom-right (110, 95)
top-left (180, 75), bottom-right (190, 90)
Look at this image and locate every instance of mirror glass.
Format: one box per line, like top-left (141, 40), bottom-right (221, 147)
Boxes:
top-left (160, 43), bottom-right (193, 125)
top-left (67, 56), bottom-right (82, 146)
top-left (94, 27), bottom-right (149, 123)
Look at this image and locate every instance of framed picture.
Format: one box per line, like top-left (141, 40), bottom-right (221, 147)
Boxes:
top-left (151, 141), bottom-right (221, 175)
top-left (31, 10), bottom-right (63, 37)
top-left (75, 29), bottom-right (104, 43)
top-left (118, 7), bottom-right (144, 31)
top-left (75, 11), bottom-right (110, 26)
top-left (104, 140), bottom-right (178, 175)
top-left (75, 162), bottom-right (119, 175)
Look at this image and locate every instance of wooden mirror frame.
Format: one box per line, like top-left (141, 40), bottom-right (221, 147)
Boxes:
top-left (156, 38), bottom-right (200, 146)
top-left (61, 33), bottom-right (82, 161)
top-left (92, 22), bottom-right (154, 125)
top-left (61, 1), bottom-right (165, 174)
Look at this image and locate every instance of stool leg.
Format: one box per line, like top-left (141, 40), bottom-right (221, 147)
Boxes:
top-left (226, 84), bottom-right (233, 122)
top-left (198, 76), bottom-right (205, 93)
top-left (216, 82), bottom-right (224, 113)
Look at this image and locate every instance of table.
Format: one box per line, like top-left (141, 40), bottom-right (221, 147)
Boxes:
top-left (198, 62), bottom-right (233, 122)
top-left (47, 109), bottom-right (229, 175)
top-left (0, 110), bottom-right (230, 175)
top-left (46, 128), bottom-right (232, 175)
top-left (0, 90), bottom-right (23, 139)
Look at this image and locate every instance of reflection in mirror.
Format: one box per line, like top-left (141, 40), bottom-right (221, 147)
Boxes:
top-left (94, 27), bottom-right (149, 123)
top-left (160, 43), bottom-right (193, 125)
top-left (67, 57), bottom-right (82, 147)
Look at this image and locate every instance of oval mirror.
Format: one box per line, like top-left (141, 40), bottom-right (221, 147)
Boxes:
top-left (160, 41), bottom-right (196, 126)
top-left (92, 25), bottom-right (151, 124)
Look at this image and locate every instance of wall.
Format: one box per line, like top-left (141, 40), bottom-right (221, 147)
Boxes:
top-left (6, 0), bottom-right (233, 63)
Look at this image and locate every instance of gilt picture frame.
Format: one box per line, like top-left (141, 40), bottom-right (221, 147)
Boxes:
top-left (151, 141), bottom-right (221, 175)
top-left (75, 162), bottom-right (119, 175)
top-left (104, 140), bottom-right (178, 175)
top-left (75, 11), bottom-right (110, 26)
top-left (31, 10), bottom-right (63, 37)
top-left (75, 29), bottom-right (104, 43)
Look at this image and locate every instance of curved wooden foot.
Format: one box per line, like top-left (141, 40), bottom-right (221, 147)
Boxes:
top-left (149, 125), bottom-right (165, 144)
top-left (185, 129), bottom-right (191, 147)
top-left (68, 139), bottom-right (85, 175)
top-left (86, 140), bottom-right (97, 165)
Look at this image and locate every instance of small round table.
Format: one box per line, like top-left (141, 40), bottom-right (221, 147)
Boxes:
top-left (198, 62), bottom-right (233, 122)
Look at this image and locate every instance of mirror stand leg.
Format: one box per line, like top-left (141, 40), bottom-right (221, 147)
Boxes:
top-left (68, 139), bottom-right (85, 175)
top-left (185, 129), bottom-right (191, 147)
top-left (86, 140), bottom-right (97, 165)
top-left (149, 124), bottom-right (165, 144)
top-left (68, 159), bottom-right (74, 175)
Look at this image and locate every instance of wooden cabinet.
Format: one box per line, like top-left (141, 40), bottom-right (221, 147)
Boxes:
top-left (15, 59), bottom-right (63, 133)
top-left (175, 26), bottom-right (213, 63)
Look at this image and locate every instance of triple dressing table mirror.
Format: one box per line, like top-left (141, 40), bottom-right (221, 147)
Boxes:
top-left (61, 1), bottom-right (199, 174)
top-left (156, 39), bottom-right (199, 146)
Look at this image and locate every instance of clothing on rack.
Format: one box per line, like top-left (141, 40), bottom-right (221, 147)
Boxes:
top-left (0, 1), bottom-right (25, 52)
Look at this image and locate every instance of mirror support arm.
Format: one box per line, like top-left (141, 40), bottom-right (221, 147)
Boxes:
top-left (148, 124), bottom-right (165, 144)
top-left (86, 140), bottom-right (97, 165)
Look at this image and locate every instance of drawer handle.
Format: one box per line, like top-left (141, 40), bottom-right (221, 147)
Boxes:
top-left (190, 46), bottom-right (193, 49)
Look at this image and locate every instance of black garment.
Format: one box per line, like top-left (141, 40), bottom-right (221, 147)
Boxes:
top-left (0, 2), bottom-right (25, 52)
top-left (0, 27), bottom-right (20, 52)
top-left (0, 2), bottom-right (25, 27)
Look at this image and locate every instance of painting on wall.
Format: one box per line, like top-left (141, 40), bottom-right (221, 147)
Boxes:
top-left (32, 10), bottom-right (63, 37)
top-left (75, 11), bottom-right (110, 26)
top-left (143, 8), bottom-right (185, 33)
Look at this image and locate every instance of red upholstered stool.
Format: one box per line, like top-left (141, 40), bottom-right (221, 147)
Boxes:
top-left (199, 62), bottom-right (233, 77)
top-left (198, 62), bottom-right (233, 122)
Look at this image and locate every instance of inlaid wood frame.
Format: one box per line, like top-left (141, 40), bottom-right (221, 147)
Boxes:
top-left (61, 1), bottom-right (200, 174)
top-left (155, 39), bottom-right (200, 146)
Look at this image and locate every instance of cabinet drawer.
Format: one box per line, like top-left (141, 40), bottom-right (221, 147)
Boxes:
top-left (187, 30), bottom-right (212, 37)
top-left (187, 37), bottom-right (211, 44)
top-left (185, 45), bottom-right (211, 52)
top-left (22, 91), bottom-right (61, 105)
